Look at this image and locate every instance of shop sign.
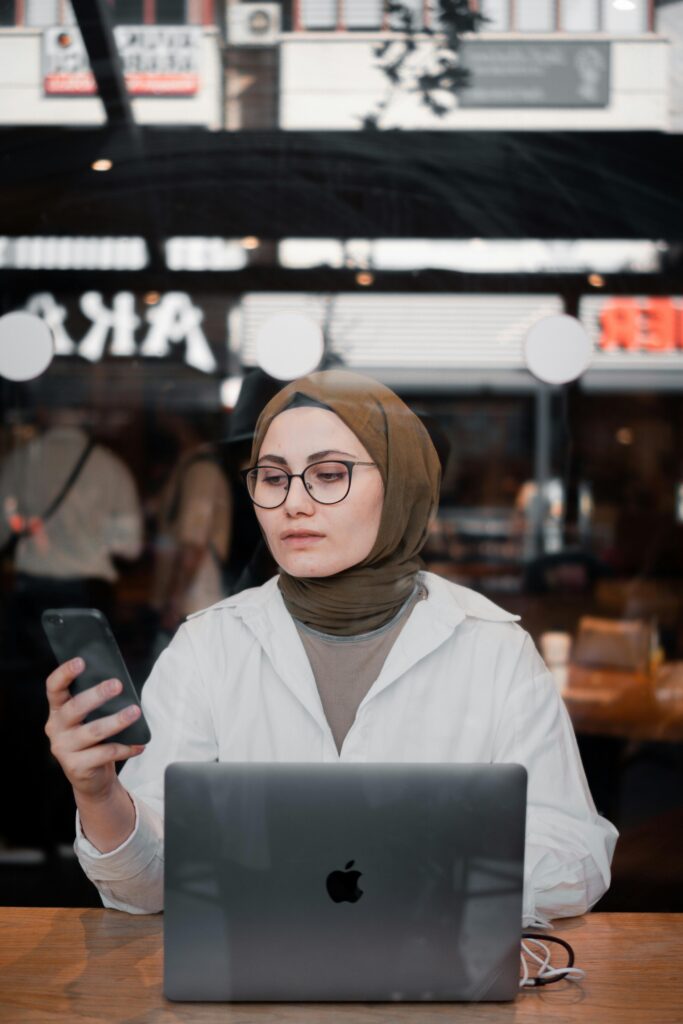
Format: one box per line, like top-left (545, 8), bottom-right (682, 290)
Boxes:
top-left (458, 40), bottom-right (610, 109)
top-left (593, 297), bottom-right (683, 353)
top-left (24, 291), bottom-right (217, 374)
top-left (43, 26), bottom-right (202, 96)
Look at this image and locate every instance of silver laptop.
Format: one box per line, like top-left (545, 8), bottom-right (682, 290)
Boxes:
top-left (164, 762), bottom-right (527, 1003)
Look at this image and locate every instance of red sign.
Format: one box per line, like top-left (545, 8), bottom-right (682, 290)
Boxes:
top-left (598, 298), bottom-right (683, 352)
top-left (43, 72), bottom-right (200, 97)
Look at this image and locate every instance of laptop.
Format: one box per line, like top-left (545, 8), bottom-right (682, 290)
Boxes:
top-left (164, 761), bottom-right (527, 1002)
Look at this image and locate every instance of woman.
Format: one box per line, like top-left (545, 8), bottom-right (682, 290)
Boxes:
top-left (44, 370), bottom-right (617, 924)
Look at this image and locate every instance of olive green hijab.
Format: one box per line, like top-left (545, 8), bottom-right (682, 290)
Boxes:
top-left (250, 369), bottom-right (441, 635)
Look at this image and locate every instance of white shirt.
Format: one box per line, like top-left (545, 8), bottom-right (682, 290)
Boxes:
top-left (75, 572), bottom-right (618, 926)
top-left (0, 427), bottom-right (142, 581)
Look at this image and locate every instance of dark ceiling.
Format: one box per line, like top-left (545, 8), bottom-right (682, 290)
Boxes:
top-left (1, 127), bottom-right (682, 243)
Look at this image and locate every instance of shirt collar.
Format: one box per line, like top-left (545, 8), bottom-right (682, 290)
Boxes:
top-left (189, 572), bottom-right (520, 737)
top-left (209, 570), bottom-right (519, 627)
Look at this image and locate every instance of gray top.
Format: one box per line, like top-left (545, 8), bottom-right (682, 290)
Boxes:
top-left (295, 582), bottom-right (428, 753)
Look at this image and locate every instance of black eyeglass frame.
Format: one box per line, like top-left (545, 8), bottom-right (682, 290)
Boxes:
top-left (240, 460), bottom-right (377, 509)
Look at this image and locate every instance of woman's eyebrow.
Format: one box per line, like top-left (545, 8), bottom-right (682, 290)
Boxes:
top-left (258, 450), bottom-right (357, 466)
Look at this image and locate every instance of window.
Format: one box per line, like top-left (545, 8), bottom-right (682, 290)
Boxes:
top-left (346, 0), bottom-right (383, 30)
top-left (602, 0), bottom-right (647, 34)
top-left (0, 0), bottom-right (14, 26)
top-left (110, 0), bottom-right (145, 25)
top-left (25, 0), bottom-right (59, 26)
top-left (479, 0), bottom-right (509, 31)
top-left (155, 0), bottom-right (189, 25)
top-left (389, 0), bottom-right (424, 32)
top-left (297, 0), bottom-right (423, 32)
top-left (294, 0), bottom-right (651, 34)
top-left (563, 0), bottom-right (599, 32)
top-left (516, 0), bottom-right (555, 33)
top-left (300, 0), bottom-right (337, 30)
top-left (0, 0), bottom-right (211, 26)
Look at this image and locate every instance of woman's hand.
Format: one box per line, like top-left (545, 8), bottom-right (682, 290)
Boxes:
top-left (44, 657), bottom-right (145, 804)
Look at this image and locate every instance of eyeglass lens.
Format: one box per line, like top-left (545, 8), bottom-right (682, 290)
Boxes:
top-left (247, 461), bottom-right (351, 507)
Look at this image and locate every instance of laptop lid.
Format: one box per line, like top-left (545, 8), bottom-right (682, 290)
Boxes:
top-left (164, 762), bottom-right (527, 1002)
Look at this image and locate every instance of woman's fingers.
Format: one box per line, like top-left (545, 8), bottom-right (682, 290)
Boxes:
top-left (62, 703), bottom-right (141, 753)
top-left (68, 742), bottom-right (146, 776)
top-left (45, 658), bottom-right (86, 710)
top-left (59, 677), bottom-right (123, 728)
top-left (45, 660), bottom-right (146, 799)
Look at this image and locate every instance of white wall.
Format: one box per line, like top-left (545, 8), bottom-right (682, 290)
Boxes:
top-left (657, 0), bottom-right (683, 132)
top-left (279, 33), bottom-right (669, 131)
top-left (0, 29), bottom-right (222, 127)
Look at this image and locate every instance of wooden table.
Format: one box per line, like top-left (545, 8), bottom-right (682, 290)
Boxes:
top-left (1, 909), bottom-right (682, 1023)
top-left (564, 664), bottom-right (683, 743)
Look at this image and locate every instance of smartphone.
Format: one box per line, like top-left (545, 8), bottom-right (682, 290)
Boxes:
top-left (41, 607), bottom-right (151, 746)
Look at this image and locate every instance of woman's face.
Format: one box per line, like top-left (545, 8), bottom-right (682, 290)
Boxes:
top-left (254, 407), bottom-right (384, 578)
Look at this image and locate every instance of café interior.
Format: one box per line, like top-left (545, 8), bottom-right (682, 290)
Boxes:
top-left (0, 0), bottom-right (682, 962)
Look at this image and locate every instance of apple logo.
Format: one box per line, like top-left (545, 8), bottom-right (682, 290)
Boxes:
top-left (326, 860), bottom-right (363, 903)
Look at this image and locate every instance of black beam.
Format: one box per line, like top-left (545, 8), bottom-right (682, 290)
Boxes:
top-left (71, 0), bottom-right (134, 128)
top-left (1, 128), bottom-right (682, 241)
top-left (3, 269), bottom-right (682, 299)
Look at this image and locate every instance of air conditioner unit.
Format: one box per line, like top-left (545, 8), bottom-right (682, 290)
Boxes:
top-left (227, 3), bottom-right (281, 46)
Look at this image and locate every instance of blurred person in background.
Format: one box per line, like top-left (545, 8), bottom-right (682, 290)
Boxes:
top-left (216, 369), bottom-right (283, 595)
top-left (148, 414), bottom-right (231, 657)
top-left (0, 407), bottom-right (143, 626)
top-left (0, 406), bottom-right (143, 850)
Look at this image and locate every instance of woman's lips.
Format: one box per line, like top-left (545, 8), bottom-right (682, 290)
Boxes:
top-left (281, 532), bottom-right (325, 547)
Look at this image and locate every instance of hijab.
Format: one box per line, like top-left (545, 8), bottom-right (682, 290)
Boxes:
top-left (250, 369), bottom-right (441, 635)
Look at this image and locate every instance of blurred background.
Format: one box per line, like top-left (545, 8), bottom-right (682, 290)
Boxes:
top-left (0, 0), bottom-right (681, 912)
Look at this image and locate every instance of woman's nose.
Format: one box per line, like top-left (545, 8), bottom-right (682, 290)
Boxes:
top-left (283, 475), bottom-right (315, 513)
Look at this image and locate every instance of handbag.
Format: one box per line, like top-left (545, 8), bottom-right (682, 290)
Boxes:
top-left (0, 438), bottom-right (96, 562)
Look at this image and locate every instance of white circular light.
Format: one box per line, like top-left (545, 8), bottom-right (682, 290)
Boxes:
top-left (255, 312), bottom-right (324, 381)
top-left (220, 376), bottom-right (244, 409)
top-left (523, 314), bottom-right (592, 385)
top-left (0, 311), bottom-right (55, 382)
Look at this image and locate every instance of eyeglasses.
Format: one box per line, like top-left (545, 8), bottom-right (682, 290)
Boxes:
top-left (241, 460), bottom-right (377, 509)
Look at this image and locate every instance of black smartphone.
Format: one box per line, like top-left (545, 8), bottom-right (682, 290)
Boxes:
top-left (41, 607), bottom-right (151, 746)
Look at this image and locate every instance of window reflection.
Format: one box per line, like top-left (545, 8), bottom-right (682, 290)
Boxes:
top-left (0, 0), bottom-right (680, 919)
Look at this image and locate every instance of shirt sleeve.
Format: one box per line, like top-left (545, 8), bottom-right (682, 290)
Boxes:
top-left (74, 620), bottom-right (219, 913)
top-left (493, 631), bottom-right (619, 928)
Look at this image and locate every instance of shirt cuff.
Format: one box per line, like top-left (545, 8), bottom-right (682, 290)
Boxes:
top-left (74, 792), bottom-right (162, 882)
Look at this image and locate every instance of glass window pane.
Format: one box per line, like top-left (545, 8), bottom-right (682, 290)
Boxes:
top-left (602, 0), bottom-right (646, 34)
top-left (562, 0), bottom-right (599, 32)
top-left (25, 0), bottom-right (59, 26)
top-left (516, 0), bottom-right (555, 32)
top-left (345, 0), bottom-right (382, 30)
top-left (112, 0), bottom-right (144, 24)
top-left (386, 0), bottom-right (424, 31)
top-left (300, 0), bottom-right (337, 29)
top-left (155, 0), bottom-right (187, 25)
top-left (0, 0), bottom-right (14, 26)
top-left (479, 0), bottom-right (509, 32)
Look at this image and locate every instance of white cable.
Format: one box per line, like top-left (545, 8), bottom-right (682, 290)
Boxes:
top-left (519, 937), bottom-right (586, 988)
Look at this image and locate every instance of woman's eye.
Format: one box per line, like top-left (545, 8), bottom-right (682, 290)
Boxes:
top-left (263, 473), bottom-right (286, 486)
